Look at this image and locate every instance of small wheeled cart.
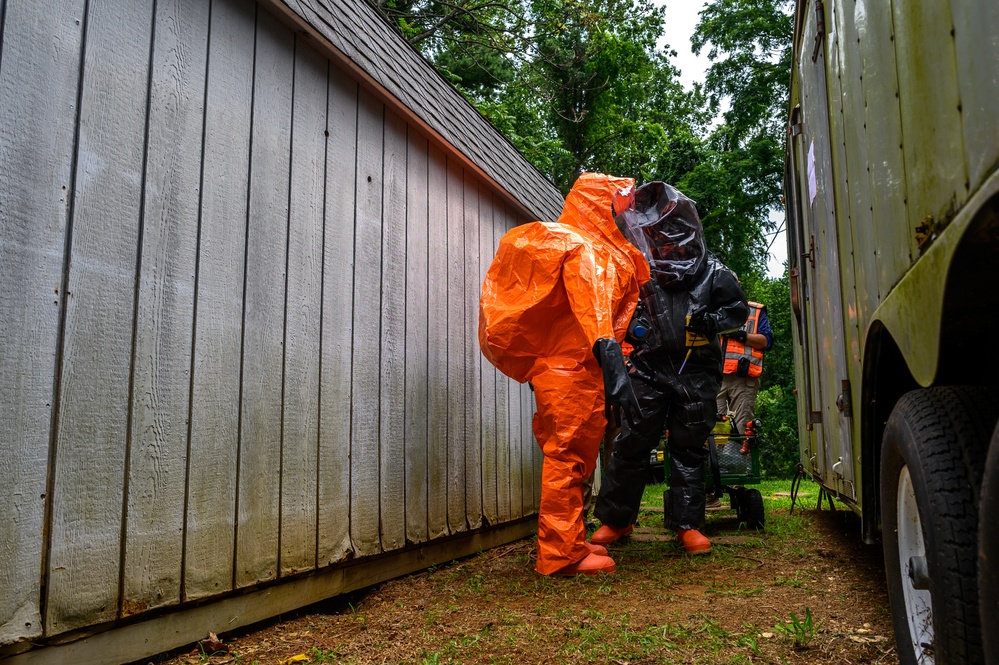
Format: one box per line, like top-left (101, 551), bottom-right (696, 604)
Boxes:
top-left (659, 418), bottom-right (766, 530)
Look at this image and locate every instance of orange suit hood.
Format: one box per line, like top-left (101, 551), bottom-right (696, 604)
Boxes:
top-left (479, 173), bottom-right (651, 383)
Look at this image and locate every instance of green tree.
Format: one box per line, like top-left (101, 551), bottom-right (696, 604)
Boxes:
top-left (688, 0), bottom-right (794, 279)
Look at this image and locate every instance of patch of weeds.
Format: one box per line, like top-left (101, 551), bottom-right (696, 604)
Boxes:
top-left (736, 628), bottom-right (763, 658)
top-left (773, 571), bottom-right (808, 588)
top-left (774, 607), bottom-right (821, 649)
top-left (464, 572), bottom-right (486, 593)
top-left (498, 608), bottom-right (522, 626)
top-left (694, 616), bottom-right (731, 639)
top-left (306, 647), bottom-right (339, 663)
top-left (708, 583), bottom-right (764, 598)
top-left (419, 650), bottom-right (443, 664)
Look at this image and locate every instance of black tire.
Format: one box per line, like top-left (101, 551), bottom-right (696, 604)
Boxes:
top-left (980, 426), bottom-right (999, 665)
top-left (880, 387), bottom-right (997, 665)
top-left (741, 488), bottom-right (765, 530)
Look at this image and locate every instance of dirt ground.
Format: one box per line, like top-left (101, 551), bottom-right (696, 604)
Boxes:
top-left (148, 486), bottom-right (897, 665)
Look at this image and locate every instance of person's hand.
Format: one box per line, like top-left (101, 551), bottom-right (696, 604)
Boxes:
top-left (686, 309), bottom-right (716, 337)
top-left (593, 339), bottom-right (643, 424)
top-left (728, 330), bottom-right (747, 343)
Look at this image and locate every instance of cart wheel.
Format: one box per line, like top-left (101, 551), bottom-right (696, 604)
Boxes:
top-left (742, 488), bottom-right (765, 530)
top-left (663, 490), bottom-right (672, 529)
top-left (729, 488), bottom-right (742, 512)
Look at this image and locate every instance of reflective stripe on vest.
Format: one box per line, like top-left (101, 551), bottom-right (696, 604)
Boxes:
top-left (722, 302), bottom-right (764, 376)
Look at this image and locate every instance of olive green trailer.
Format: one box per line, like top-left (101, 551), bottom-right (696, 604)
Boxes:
top-left (785, 0), bottom-right (999, 663)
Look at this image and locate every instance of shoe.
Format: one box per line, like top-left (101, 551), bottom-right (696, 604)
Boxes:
top-left (585, 541), bottom-right (608, 556)
top-left (678, 528), bottom-right (712, 554)
top-left (590, 523), bottom-right (634, 546)
top-left (705, 496), bottom-right (722, 509)
top-left (551, 552), bottom-right (616, 576)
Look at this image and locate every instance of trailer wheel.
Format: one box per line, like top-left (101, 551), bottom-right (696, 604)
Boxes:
top-left (880, 387), bottom-right (997, 665)
top-left (739, 488), bottom-right (765, 530)
top-left (980, 426), bottom-right (999, 665)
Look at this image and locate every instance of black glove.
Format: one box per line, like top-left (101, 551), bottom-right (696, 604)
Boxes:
top-left (686, 308), bottom-right (717, 337)
top-left (728, 330), bottom-right (747, 343)
top-left (592, 338), bottom-right (643, 424)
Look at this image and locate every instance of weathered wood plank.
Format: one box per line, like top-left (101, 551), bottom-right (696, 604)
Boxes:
top-left (463, 173), bottom-right (482, 529)
top-left (350, 87), bottom-right (384, 556)
top-left (524, 380), bottom-right (539, 514)
top-left (492, 206), bottom-right (511, 524)
top-left (0, 0), bottom-right (85, 644)
top-left (235, 14), bottom-right (294, 589)
top-left (446, 157), bottom-right (467, 533)
top-left (185, 0), bottom-right (256, 601)
top-left (504, 198), bottom-right (524, 519)
top-left (477, 186), bottom-right (498, 526)
top-left (45, 0), bottom-right (152, 634)
top-left (508, 377), bottom-right (523, 517)
top-left (426, 145), bottom-right (449, 539)
top-left (122, 0), bottom-right (208, 617)
top-left (280, 38), bottom-right (326, 576)
top-left (379, 109), bottom-right (408, 552)
top-left (316, 66), bottom-right (357, 566)
top-left (404, 129), bottom-right (430, 545)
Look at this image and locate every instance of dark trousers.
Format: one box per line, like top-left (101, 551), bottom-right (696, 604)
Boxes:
top-left (593, 356), bottom-right (720, 531)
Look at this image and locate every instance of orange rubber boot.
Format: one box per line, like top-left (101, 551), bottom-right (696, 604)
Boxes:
top-left (552, 552), bottom-right (616, 576)
top-left (590, 523), bottom-right (633, 546)
top-left (678, 528), bottom-right (711, 554)
top-left (585, 541), bottom-right (608, 556)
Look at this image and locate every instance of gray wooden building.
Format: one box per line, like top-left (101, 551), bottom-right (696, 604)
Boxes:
top-left (0, 0), bottom-right (564, 662)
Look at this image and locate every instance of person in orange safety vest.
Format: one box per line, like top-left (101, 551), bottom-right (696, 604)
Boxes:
top-left (479, 172), bottom-right (650, 576)
top-left (717, 296), bottom-right (773, 454)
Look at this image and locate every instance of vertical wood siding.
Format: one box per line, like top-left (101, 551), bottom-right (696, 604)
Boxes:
top-left (0, 0), bottom-right (86, 644)
top-left (123, 0), bottom-right (209, 616)
top-left (46, 0), bottom-right (154, 633)
top-left (0, 0), bottom-right (543, 646)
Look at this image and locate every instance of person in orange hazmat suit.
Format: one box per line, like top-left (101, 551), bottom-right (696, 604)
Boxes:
top-left (479, 172), bottom-right (651, 576)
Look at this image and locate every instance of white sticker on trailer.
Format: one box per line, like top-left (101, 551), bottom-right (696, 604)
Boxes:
top-left (807, 140), bottom-right (817, 206)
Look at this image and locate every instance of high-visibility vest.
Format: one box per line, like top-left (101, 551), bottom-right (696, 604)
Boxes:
top-left (722, 302), bottom-right (765, 377)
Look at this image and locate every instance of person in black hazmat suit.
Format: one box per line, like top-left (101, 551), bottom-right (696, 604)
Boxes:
top-left (589, 181), bottom-right (748, 554)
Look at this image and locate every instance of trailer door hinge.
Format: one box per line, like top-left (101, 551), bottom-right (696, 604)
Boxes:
top-left (811, 0), bottom-right (825, 63)
top-left (801, 235), bottom-right (816, 268)
top-left (836, 379), bottom-right (852, 417)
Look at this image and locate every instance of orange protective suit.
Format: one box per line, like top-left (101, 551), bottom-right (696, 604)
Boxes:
top-left (479, 173), bottom-right (651, 574)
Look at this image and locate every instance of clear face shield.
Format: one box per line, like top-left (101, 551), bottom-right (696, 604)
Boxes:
top-left (614, 181), bottom-right (706, 288)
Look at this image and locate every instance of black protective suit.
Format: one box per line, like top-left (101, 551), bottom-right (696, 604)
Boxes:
top-left (593, 182), bottom-right (748, 531)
